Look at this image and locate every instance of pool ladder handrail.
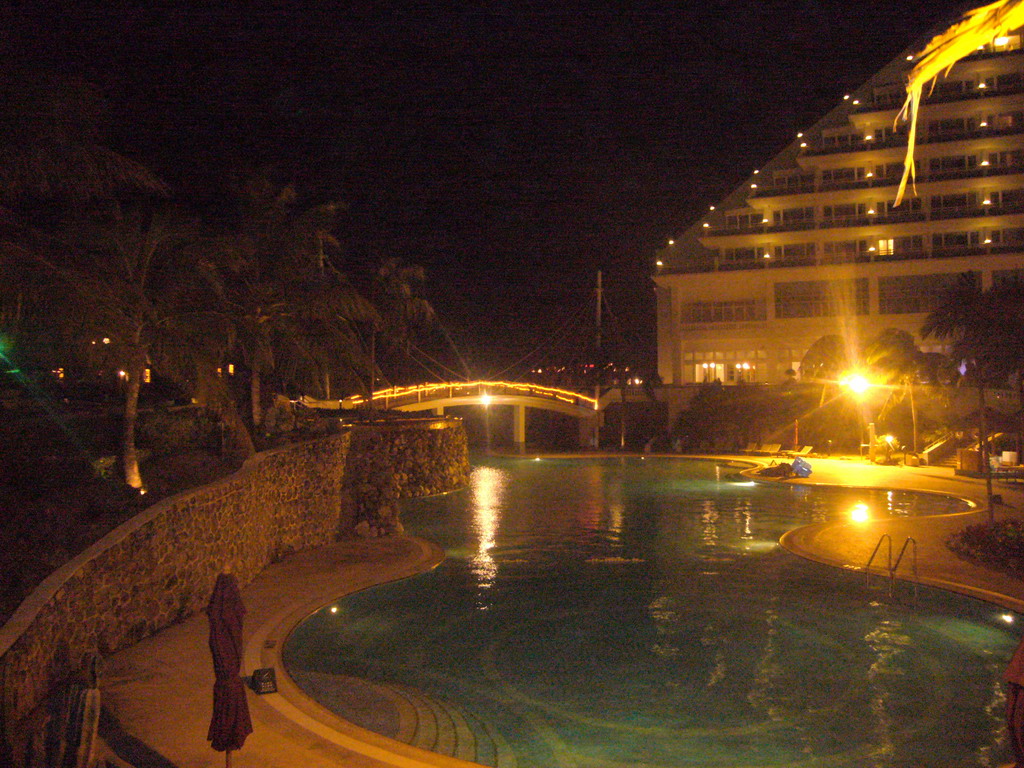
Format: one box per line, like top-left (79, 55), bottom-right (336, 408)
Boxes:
top-left (864, 534), bottom-right (918, 601)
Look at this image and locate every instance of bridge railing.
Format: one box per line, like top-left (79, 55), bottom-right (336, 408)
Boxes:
top-left (342, 381), bottom-right (598, 411)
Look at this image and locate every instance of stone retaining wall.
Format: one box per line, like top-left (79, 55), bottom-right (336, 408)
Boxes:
top-left (0, 418), bottom-right (468, 754)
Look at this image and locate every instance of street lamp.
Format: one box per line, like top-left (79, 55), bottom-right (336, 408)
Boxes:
top-left (841, 373), bottom-right (871, 399)
top-left (841, 372), bottom-right (876, 460)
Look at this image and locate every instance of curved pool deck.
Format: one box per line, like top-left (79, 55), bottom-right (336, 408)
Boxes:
top-left (100, 456), bottom-right (1024, 767)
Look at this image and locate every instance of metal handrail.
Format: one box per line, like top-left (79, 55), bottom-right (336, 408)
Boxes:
top-left (864, 534), bottom-right (892, 588)
top-left (893, 537), bottom-right (919, 603)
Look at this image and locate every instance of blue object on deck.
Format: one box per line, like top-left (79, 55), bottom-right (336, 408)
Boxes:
top-left (792, 457), bottom-right (812, 477)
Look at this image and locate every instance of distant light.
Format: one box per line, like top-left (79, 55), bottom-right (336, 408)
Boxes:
top-left (800, 142), bottom-right (808, 148)
top-left (796, 132), bottom-right (803, 138)
top-left (868, 208), bottom-right (876, 214)
top-left (985, 237), bottom-right (992, 244)
top-left (753, 169), bottom-right (760, 174)
top-left (656, 260), bottom-right (664, 267)
top-left (330, 606), bottom-right (338, 614)
top-left (864, 135), bottom-right (874, 141)
top-left (103, 337), bottom-right (110, 344)
top-left (981, 120), bottom-right (989, 127)
top-left (118, 370), bottom-right (127, 378)
top-left (906, 55), bottom-right (914, 61)
top-left (852, 99), bottom-right (860, 105)
top-left (703, 222), bottom-right (710, 228)
top-left (1003, 613), bottom-right (1015, 624)
top-left (668, 239), bottom-right (675, 245)
top-left (481, 393), bottom-right (492, 406)
top-left (996, 36), bottom-right (1010, 46)
top-left (983, 198), bottom-right (992, 205)
top-left (981, 160), bottom-right (990, 166)
top-left (843, 94), bottom-right (850, 100)
top-left (866, 171), bottom-right (874, 177)
top-left (709, 205), bottom-right (716, 211)
top-left (978, 82), bottom-right (987, 89)
top-left (868, 246), bottom-right (876, 252)
top-left (762, 217), bottom-right (770, 223)
top-left (750, 183), bottom-right (757, 189)
top-left (763, 253), bottom-right (771, 259)
top-left (534, 457), bottom-right (541, 461)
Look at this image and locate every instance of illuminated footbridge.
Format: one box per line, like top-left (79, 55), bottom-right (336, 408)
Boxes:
top-left (324, 381), bottom-right (604, 449)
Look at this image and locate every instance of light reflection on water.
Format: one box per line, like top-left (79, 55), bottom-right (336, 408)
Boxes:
top-left (284, 456), bottom-right (1016, 768)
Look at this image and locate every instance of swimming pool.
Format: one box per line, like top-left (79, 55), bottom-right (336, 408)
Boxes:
top-left (284, 457), bottom-right (1017, 767)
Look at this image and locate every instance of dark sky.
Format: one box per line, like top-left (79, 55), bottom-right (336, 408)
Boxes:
top-left (2, 0), bottom-right (969, 377)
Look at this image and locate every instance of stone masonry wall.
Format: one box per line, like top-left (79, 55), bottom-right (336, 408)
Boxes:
top-left (0, 418), bottom-right (468, 751)
top-left (344, 419), bottom-right (469, 536)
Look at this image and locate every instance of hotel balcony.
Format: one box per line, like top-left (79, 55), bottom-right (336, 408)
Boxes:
top-left (660, 239), bottom-right (1024, 275)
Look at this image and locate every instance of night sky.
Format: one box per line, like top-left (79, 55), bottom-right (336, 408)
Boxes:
top-left (2, 0), bottom-right (970, 378)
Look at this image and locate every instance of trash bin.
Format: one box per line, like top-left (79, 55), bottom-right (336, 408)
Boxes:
top-left (792, 457), bottom-right (812, 477)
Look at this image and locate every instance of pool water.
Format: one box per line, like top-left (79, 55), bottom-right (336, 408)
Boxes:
top-left (284, 456), bottom-right (1018, 767)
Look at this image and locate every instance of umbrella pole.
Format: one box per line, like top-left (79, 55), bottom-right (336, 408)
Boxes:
top-left (226, 749), bottom-right (232, 768)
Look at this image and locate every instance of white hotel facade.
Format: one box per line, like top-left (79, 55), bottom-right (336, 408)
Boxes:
top-left (653, 25), bottom-right (1024, 387)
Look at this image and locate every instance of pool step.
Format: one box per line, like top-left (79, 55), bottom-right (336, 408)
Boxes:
top-left (290, 670), bottom-right (516, 767)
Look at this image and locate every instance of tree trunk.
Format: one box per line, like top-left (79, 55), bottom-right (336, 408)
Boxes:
top-left (250, 368), bottom-right (262, 427)
top-left (202, 371), bottom-right (256, 461)
top-left (121, 345), bottom-right (147, 490)
top-left (979, 383), bottom-right (993, 521)
top-left (1018, 375), bottom-right (1024, 459)
top-left (909, 382), bottom-right (918, 454)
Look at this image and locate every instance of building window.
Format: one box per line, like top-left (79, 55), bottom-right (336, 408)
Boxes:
top-left (680, 299), bottom-right (766, 324)
top-left (878, 238), bottom-right (894, 256)
top-left (822, 240), bottom-right (867, 263)
top-left (878, 273), bottom-right (979, 314)
top-left (774, 279), bottom-right (868, 319)
top-left (930, 192), bottom-right (978, 211)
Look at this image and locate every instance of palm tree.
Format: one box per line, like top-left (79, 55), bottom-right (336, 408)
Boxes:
top-left (800, 334), bottom-right (850, 405)
top-left (922, 273), bottom-right (1003, 513)
top-left (897, 0), bottom-right (1024, 205)
top-left (863, 328), bottom-right (924, 453)
top-left (32, 206), bottom-right (226, 488)
top-left (203, 174), bottom-right (374, 431)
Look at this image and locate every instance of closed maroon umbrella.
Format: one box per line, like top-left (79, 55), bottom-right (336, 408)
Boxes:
top-left (207, 572), bottom-right (253, 767)
top-left (1005, 633), bottom-right (1024, 767)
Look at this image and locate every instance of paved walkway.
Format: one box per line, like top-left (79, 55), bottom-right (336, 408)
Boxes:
top-left (98, 455), bottom-right (1024, 767)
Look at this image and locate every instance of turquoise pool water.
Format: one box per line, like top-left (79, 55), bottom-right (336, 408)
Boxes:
top-left (284, 457), bottom-right (1018, 767)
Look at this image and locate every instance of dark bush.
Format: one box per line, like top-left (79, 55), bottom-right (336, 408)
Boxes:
top-left (947, 520), bottom-right (1024, 576)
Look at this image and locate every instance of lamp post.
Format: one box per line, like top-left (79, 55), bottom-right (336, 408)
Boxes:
top-left (841, 372), bottom-right (875, 459)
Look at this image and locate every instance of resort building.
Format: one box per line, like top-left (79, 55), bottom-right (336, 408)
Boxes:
top-left (653, 23), bottom-right (1024, 387)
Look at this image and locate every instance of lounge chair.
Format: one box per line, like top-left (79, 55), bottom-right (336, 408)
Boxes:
top-left (756, 443), bottom-right (782, 455)
top-left (781, 445), bottom-right (813, 458)
top-left (742, 442), bottom-right (760, 454)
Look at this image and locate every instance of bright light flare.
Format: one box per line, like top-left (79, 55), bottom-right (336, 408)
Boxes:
top-left (841, 373), bottom-right (871, 397)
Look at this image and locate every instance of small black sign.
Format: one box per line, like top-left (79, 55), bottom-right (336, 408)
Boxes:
top-left (250, 667), bottom-right (278, 694)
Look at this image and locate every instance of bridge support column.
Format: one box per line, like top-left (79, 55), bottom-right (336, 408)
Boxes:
top-left (433, 406), bottom-right (444, 417)
top-left (580, 414), bottom-right (601, 449)
top-left (513, 404), bottom-right (526, 452)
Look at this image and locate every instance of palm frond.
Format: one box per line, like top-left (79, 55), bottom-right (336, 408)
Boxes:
top-left (896, 0), bottom-right (1024, 205)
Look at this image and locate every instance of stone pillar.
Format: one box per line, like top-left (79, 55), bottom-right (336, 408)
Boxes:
top-left (433, 406), bottom-right (444, 417)
top-left (513, 404), bottom-right (526, 452)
